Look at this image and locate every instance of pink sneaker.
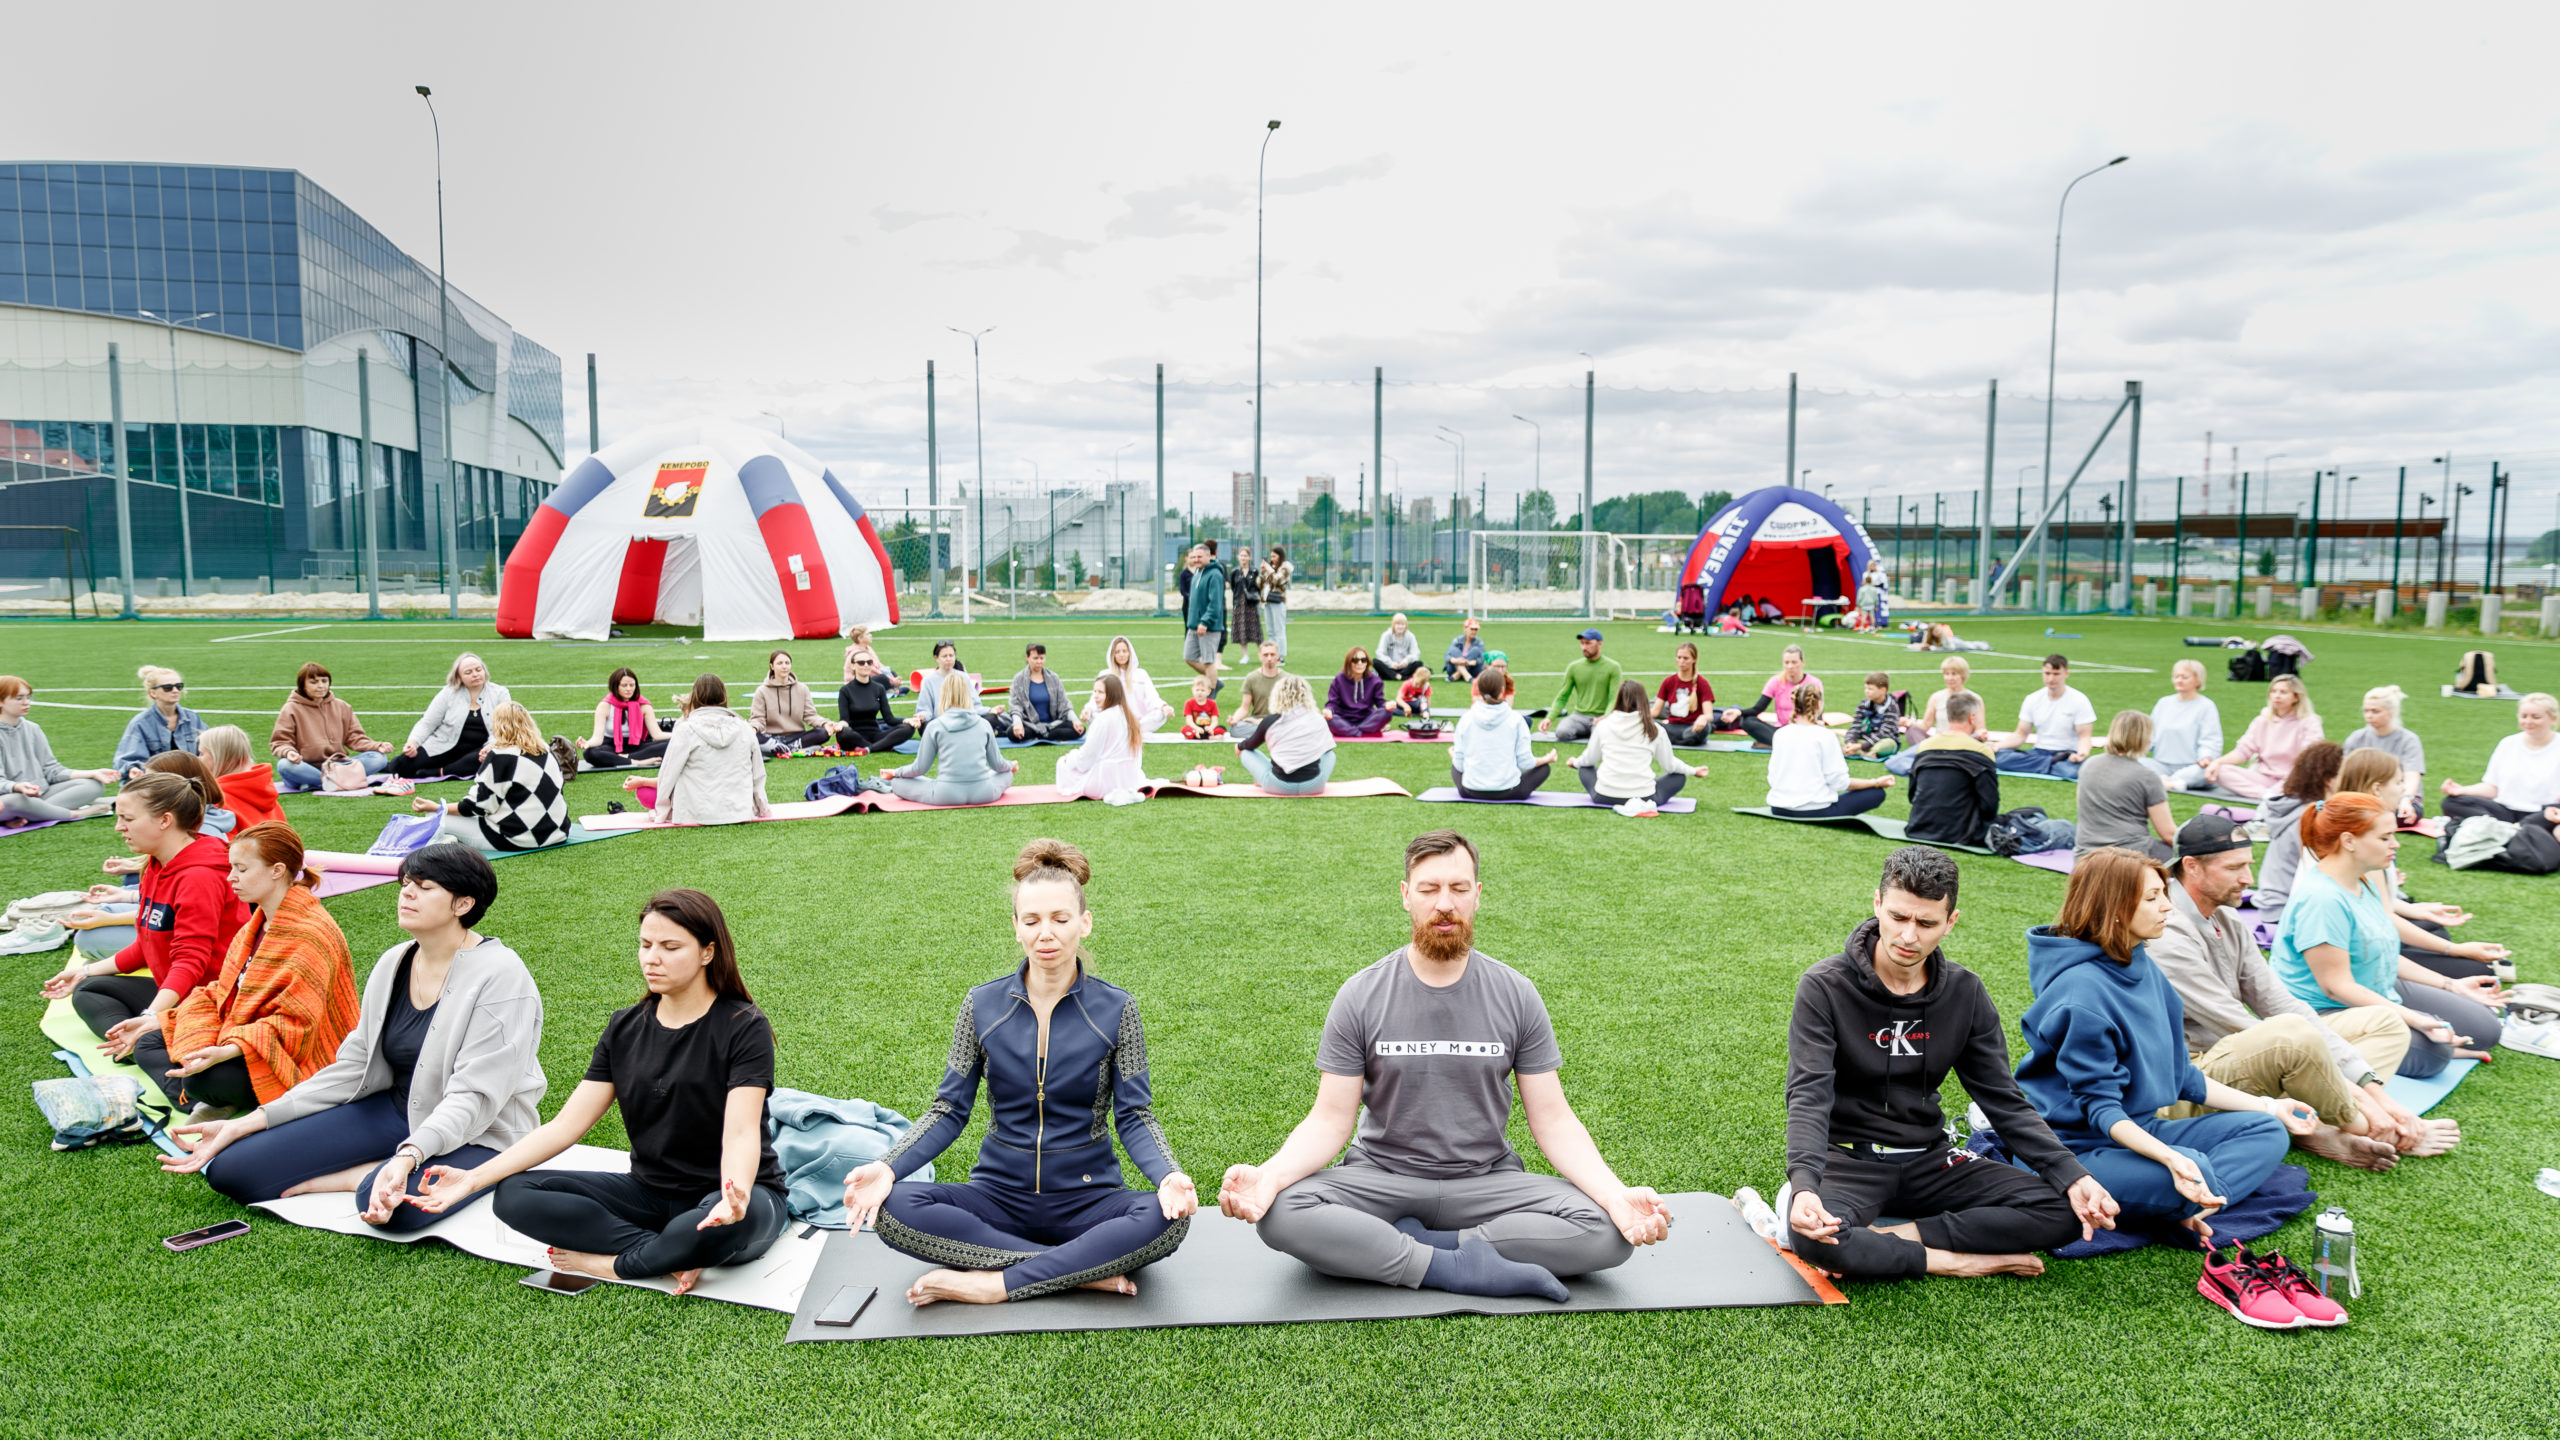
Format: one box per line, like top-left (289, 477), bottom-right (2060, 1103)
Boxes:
top-left (2198, 1244), bottom-right (2304, 1329)
top-left (2247, 1248), bottom-right (2348, 1327)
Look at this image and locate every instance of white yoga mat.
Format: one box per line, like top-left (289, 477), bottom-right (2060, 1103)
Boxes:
top-left (249, 1143), bottom-right (824, 1313)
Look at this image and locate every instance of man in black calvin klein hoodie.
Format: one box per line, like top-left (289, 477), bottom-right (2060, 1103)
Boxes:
top-left (1783, 846), bottom-right (2118, 1280)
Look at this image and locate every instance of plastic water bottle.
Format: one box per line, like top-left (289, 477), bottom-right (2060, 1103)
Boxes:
top-left (2313, 1206), bottom-right (2359, 1300)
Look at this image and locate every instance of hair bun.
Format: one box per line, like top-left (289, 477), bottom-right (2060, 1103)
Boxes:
top-left (1013, 837), bottom-right (1091, 886)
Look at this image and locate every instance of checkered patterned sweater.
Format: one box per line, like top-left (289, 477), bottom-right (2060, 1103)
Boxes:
top-left (455, 748), bottom-right (570, 851)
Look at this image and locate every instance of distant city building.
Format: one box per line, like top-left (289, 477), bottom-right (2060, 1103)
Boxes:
top-left (0, 161), bottom-right (565, 584)
top-left (1408, 495), bottom-right (1435, 527)
top-left (1266, 501), bottom-right (1301, 531)
top-left (1230, 470), bottom-right (1257, 527)
top-left (1299, 474), bottom-right (1334, 507)
top-left (1453, 496), bottom-right (1471, 525)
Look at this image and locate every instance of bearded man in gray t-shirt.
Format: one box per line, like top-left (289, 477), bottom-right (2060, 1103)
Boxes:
top-left (1217, 830), bottom-right (1669, 1301)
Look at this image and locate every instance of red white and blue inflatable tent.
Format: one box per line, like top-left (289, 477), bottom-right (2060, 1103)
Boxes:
top-left (1674, 485), bottom-right (1879, 613)
top-left (496, 419), bottom-right (900, 642)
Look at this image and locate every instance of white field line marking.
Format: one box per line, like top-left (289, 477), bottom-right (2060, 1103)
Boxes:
top-left (210, 624), bottom-right (329, 642)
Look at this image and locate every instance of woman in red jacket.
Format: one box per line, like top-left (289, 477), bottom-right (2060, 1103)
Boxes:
top-left (41, 771), bottom-right (251, 1057)
top-left (199, 725), bottom-right (285, 830)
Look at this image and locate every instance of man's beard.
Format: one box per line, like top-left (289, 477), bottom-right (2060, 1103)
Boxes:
top-left (1410, 910), bottom-right (1475, 965)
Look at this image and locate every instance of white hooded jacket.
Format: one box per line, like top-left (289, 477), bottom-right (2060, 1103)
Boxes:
top-left (652, 705), bottom-right (773, 825)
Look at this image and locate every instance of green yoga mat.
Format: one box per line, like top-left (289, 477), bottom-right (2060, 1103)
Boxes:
top-left (1728, 806), bottom-right (2001, 856)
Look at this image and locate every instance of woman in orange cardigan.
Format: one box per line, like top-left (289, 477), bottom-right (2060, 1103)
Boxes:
top-left (139, 821), bottom-right (359, 1114)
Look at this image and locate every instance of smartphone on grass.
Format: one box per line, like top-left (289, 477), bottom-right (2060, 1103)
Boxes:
top-left (521, 1269), bottom-right (602, 1295)
top-left (163, 1219), bottom-right (250, 1252)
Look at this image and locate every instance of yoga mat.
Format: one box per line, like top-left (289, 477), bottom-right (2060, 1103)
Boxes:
top-left (286, 773), bottom-right (479, 795)
top-left (1969, 1129), bottom-right (2317, 1258)
top-left (1727, 806), bottom-right (2004, 856)
top-left (306, 824), bottom-right (641, 896)
top-left (1143, 776), bottom-right (1413, 801)
top-left (2383, 1056), bottom-right (2478, 1115)
top-left (577, 795), bottom-right (864, 831)
top-left (1416, 788), bottom-right (1697, 812)
top-left (2011, 849), bottom-right (2078, 874)
top-left (249, 1143), bottom-right (826, 1313)
top-left (2441, 685), bottom-right (2522, 701)
top-left (783, 1191), bottom-right (1819, 1342)
top-left (0, 816), bottom-right (89, 838)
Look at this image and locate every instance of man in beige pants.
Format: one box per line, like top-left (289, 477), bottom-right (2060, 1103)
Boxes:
top-left (2148, 813), bottom-right (2454, 1171)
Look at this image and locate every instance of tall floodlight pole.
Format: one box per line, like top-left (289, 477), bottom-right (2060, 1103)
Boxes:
top-left (1154, 363), bottom-right (1166, 615)
top-left (1783, 372), bottom-right (1797, 488)
top-left (136, 309), bottom-right (215, 595)
top-left (2432, 453), bottom-right (2452, 589)
top-left (1582, 367), bottom-right (1596, 619)
top-left (1436, 426), bottom-right (1464, 587)
top-left (926, 360), bottom-right (943, 615)
top-left (414, 87), bottom-right (463, 618)
top-left (951, 326), bottom-right (994, 608)
top-left (2036, 155), bottom-right (2128, 609)
top-left (107, 342), bottom-right (136, 617)
top-left (1113, 440), bottom-right (1135, 587)
top-left (1371, 366), bottom-right (1383, 612)
top-left (1976, 379), bottom-right (1997, 612)
top-left (1251, 119), bottom-right (1281, 562)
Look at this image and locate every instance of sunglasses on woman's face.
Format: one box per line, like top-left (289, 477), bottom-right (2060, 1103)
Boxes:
top-left (152, 682), bottom-right (185, 692)
top-left (1350, 657), bottom-right (1369, 666)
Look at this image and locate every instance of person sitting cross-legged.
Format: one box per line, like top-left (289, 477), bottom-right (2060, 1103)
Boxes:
top-left (1541, 630), bottom-right (1625, 744)
top-left (1450, 669), bottom-right (1556, 801)
top-left (843, 839), bottom-right (1195, 1305)
top-left (1325, 648), bottom-right (1391, 738)
top-left (1995, 654), bottom-right (2095, 780)
top-left (1784, 847), bottom-right (2119, 1280)
top-left (835, 648), bottom-right (916, 756)
top-left (1573, 680), bottom-right (1709, 815)
top-left (2149, 812), bottom-right (2445, 1173)
top-left (1228, 641), bottom-right (1286, 744)
top-left (1443, 617), bottom-right (1487, 683)
top-left (1235, 676), bottom-right (1339, 796)
top-left (883, 674), bottom-right (1019, 807)
top-left (1219, 831), bottom-right (1669, 1303)
top-left (1901, 691), bottom-right (2002, 848)
top-left (1006, 643), bottom-right (1084, 744)
top-left (1765, 677), bottom-right (1893, 820)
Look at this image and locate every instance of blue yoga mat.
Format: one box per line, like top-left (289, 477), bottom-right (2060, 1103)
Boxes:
top-left (2383, 1057), bottom-right (2478, 1116)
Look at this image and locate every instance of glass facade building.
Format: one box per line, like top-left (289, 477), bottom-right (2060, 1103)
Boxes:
top-left (0, 161), bottom-right (563, 588)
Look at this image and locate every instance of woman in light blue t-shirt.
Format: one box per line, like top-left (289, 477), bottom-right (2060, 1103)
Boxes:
top-left (2270, 794), bottom-right (2505, 1078)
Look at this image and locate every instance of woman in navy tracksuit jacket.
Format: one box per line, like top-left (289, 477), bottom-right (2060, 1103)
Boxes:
top-left (844, 839), bottom-right (1195, 1303)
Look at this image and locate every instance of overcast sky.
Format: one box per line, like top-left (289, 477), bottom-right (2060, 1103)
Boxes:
top-left (18, 2), bottom-right (2560, 522)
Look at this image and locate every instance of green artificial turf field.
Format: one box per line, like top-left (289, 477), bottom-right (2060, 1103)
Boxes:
top-left (2, 611), bottom-right (2555, 1440)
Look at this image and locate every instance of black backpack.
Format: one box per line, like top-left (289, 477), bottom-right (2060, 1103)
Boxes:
top-left (2227, 648), bottom-right (2269, 683)
top-left (1985, 806), bottom-right (2054, 857)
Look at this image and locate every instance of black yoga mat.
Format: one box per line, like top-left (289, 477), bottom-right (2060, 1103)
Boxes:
top-left (785, 1191), bottom-right (1822, 1342)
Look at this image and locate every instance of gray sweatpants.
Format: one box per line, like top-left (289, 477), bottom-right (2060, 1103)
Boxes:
top-left (0, 776), bottom-right (103, 823)
top-left (1257, 1156), bottom-right (1632, 1287)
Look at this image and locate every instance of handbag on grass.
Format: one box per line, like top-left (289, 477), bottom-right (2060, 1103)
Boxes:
top-left (320, 757), bottom-right (371, 792)
top-left (366, 812), bottom-right (443, 858)
top-left (32, 1074), bottom-right (170, 1151)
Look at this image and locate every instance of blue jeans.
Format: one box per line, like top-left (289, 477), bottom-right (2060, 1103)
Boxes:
top-left (1996, 747), bottom-right (2081, 781)
top-left (2067, 1111), bottom-right (2290, 1222)
top-left (1263, 602), bottom-right (1287, 659)
top-left (1238, 746), bottom-right (1337, 795)
top-left (275, 749), bottom-right (391, 791)
top-left (889, 772), bottom-right (1014, 806)
top-left (199, 1091), bottom-right (500, 1234)
top-left (1884, 749), bottom-right (1918, 776)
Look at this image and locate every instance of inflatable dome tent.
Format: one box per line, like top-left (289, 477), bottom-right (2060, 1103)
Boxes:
top-left (496, 419), bottom-right (900, 642)
top-left (1673, 486), bottom-right (1879, 616)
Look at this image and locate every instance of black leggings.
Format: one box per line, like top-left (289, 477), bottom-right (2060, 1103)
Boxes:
top-left (2398, 916), bottom-right (2492, 980)
top-left (1009, 716), bottom-right (1081, 742)
top-left (1579, 769), bottom-right (1688, 806)
top-left (840, 721), bottom-right (915, 753)
top-left (1776, 787), bottom-right (1888, 820)
top-left (1375, 659), bottom-right (1424, 682)
top-left (1739, 715), bottom-right (1779, 746)
top-left (393, 713), bottom-right (489, 779)
top-left (581, 739), bottom-right (668, 770)
top-left (69, 973), bottom-right (158, 1038)
top-left (1664, 722), bottom-right (1714, 747)
top-left (130, 1029), bottom-right (256, 1110)
top-left (1452, 762), bottom-right (1552, 801)
top-left (494, 1170), bottom-right (788, 1279)
top-left (1789, 1145), bottom-right (2080, 1281)
top-left (761, 727), bottom-right (837, 751)
top-left (2441, 794), bottom-right (2560, 874)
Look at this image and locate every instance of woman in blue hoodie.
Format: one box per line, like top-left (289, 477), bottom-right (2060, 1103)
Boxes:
top-left (1449, 669), bottom-right (1557, 800)
top-left (2015, 849), bottom-right (2315, 1237)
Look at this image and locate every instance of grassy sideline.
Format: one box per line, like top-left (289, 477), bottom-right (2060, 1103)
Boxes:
top-left (2, 610), bottom-right (2555, 1440)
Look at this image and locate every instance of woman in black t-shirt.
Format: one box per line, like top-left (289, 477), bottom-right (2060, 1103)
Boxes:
top-left (414, 889), bottom-right (789, 1292)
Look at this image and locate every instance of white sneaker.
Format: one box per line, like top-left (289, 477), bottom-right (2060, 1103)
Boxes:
top-left (1614, 797), bottom-right (1658, 817)
top-left (1965, 1101), bottom-right (1992, 1133)
top-left (1731, 1187), bottom-right (1781, 1243)
top-left (2498, 1016), bottom-right (2560, 1060)
top-left (1772, 1180), bottom-right (1796, 1238)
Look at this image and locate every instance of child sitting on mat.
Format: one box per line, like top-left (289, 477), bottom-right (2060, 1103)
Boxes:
top-left (1843, 673), bottom-right (1902, 759)
top-left (1180, 677), bottom-right (1225, 739)
top-left (1388, 672), bottom-right (1432, 723)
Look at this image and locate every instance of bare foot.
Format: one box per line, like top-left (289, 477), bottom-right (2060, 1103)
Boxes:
top-left (2405, 1118), bottom-right (2461, 1156)
top-left (2298, 1124), bottom-right (2399, 1172)
top-left (1925, 1248), bottom-right (2046, 1277)
top-left (905, 1267), bottom-right (1007, 1306)
top-left (546, 1247), bottom-right (619, 1281)
top-left (1078, 1275), bottom-right (1137, 1297)
top-left (670, 1267), bottom-right (703, 1296)
top-left (2454, 1047), bottom-right (2492, 1062)
top-left (278, 1163), bottom-right (374, 1197)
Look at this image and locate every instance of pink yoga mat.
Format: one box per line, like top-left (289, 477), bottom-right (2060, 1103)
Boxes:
top-left (2013, 849), bottom-right (2077, 874)
top-left (576, 794), bottom-right (864, 831)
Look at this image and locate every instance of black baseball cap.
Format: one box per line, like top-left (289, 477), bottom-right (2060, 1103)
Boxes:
top-left (2176, 814), bottom-right (2252, 859)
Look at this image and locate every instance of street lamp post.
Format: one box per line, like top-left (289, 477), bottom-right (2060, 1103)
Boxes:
top-left (2035, 155), bottom-right (2129, 609)
top-left (951, 326), bottom-right (994, 597)
top-left (135, 309), bottom-right (216, 595)
top-left (1251, 119), bottom-right (1281, 562)
top-left (415, 86), bottom-right (464, 619)
top-left (1435, 426), bottom-right (1464, 588)
top-left (2432, 454), bottom-right (2453, 588)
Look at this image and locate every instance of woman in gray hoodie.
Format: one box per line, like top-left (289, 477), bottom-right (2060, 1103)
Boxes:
top-left (651, 674), bottom-right (773, 826)
top-left (159, 845), bottom-right (548, 1234)
top-left (886, 673), bottom-right (1018, 806)
top-left (0, 676), bottom-right (117, 822)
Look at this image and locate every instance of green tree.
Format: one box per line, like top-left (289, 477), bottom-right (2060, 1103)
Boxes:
top-left (2527, 528), bottom-right (2560, 564)
top-left (2256, 547), bottom-right (2277, 577)
top-left (1699, 490), bottom-right (1733, 520)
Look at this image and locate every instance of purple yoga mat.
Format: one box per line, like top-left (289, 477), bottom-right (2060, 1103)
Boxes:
top-left (0, 818), bottom-right (66, 839)
top-left (2012, 848), bottom-right (2076, 874)
top-left (1415, 787), bottom-right (1697, 812)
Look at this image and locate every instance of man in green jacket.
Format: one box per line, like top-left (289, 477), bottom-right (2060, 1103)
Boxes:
top-left (1184, 544), bottom-right (1229, 693)
top-left (1541, 629), bottom-right (1623, 742)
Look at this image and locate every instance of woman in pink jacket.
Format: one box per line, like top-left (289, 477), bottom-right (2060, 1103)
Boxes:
top-left (2201, 675), bottom-right (2324, 800)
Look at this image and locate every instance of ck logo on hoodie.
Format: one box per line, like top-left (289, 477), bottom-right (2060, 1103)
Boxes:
top-left (1870, 1020), bottom-right (1929, 1056)
top-left (141, 900), bottom-right (177, 933)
